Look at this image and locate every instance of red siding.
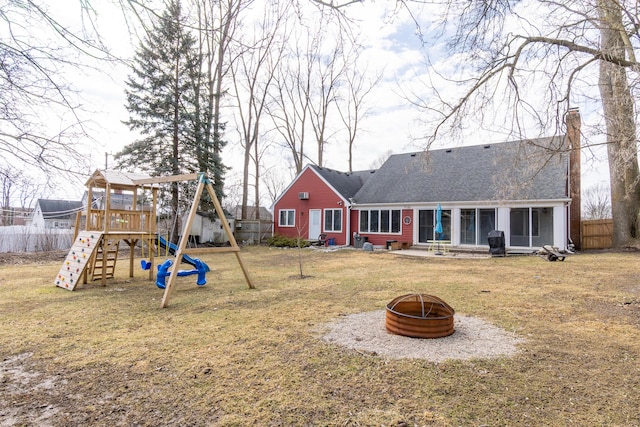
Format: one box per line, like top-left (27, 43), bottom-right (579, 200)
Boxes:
top-left (352, 209), bottom-right (414, 247)
top-left (273, 168), bottom-right (348, 245)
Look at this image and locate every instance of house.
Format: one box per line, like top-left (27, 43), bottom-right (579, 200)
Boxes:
top-left (0, 207), bottom-right (32, 226)
top-left (233, 205), bottom-right (273, 222)
top-left (81, 190), bottom-right (136, 211)
top-left (271, 166), bottom-right (376, 244)
top-left (30, 199), bottom-right (83, 229)
top-left (272, 110), bottom-right (581, 252)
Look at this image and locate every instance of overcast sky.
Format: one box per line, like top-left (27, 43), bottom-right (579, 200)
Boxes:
top-left (52, 0), bottom-right (608, 203)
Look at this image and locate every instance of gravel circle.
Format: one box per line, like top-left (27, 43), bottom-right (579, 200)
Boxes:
top-left (319, 310), bottom-right (524, 362)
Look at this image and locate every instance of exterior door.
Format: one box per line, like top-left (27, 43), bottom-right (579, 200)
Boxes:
top-left (309, 209), bottom-right (322, 240)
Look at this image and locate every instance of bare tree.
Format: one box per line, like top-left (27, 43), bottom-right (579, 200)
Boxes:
top-left (231, 0), bottom-right (289, 220)
top-left (0, 165), bottom-right (43, 225)
top-left (584, 183), bottom-right (612, 220)
top-left (308, 32), bottom-right (347, 168)
top-left (221, 173), bottom-right (243, 214)
top-left (268, 29), bottom-right (314, 174)
top-left (399, 0), bottom-right (639, 247)
top-left (191, 0), bottom-right (248, 202)
top-left (369, 149), bottom-right (393, 170)
top-left (268, 13), bottom-right (350, 172)
top-left (261, 166), bottom-right (288, 206)
top-left (312, 0), bottom-right (639, 247)
top-left (595, 1), bottom-right (639, 246)
top-left (0, 1), bottom-right (115, 176)
top-left (336, 52), bottom-right (381, 172)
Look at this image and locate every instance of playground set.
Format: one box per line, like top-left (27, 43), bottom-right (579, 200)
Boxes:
top-left (54, 170), bottom-right (254, 307)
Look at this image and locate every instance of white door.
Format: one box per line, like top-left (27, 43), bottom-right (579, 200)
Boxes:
top-left (309, 209), bottom-right (322, 240)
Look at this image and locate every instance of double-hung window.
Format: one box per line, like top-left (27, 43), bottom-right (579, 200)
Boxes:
top-left (278, 209), bottom-right (295, 227)
top-left (324, 209), bottom-right (342, 232)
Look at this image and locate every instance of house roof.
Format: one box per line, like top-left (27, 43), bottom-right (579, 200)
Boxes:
top-left (37, 199), bottom-right (83, 219)
top-left (233, 205), bottom-right (273, 221)
top-left (353, 137), bottom-right (569, 204)
top-left (309, 164), bottom-right (376, 200)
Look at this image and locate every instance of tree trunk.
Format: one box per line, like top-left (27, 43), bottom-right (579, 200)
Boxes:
top-left (597, 1), bottom-right (640, 246)
top-left (171, 43), bottom-right (181, 245)
top-left (241, 133), bottom-right (251, 220)
top-left (254, 137), bottom-right (261, 221)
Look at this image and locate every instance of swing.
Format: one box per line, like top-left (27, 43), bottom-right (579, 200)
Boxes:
top-left (153, 199), bottom-right (209, 289)
top-left (140, 241), bottom-right (151, 270)
top-left (145, 204), bottom-right (179, 271)
top-left (139, 190), bottom-right (155, 270)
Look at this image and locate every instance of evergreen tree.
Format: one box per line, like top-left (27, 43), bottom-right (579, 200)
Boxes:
top-left (116, 0), bottom-right (226, 241)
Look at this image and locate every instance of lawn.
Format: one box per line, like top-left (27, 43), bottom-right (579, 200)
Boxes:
top-left (1, 246), bottom-right (639, 426)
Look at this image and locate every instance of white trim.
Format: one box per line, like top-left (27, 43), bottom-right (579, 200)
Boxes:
top-left (309, 209), bottom-right (322, 240)
top-left (277, 209), bottom-right (296, 227)
top-left (357, 208), bottom-right (403, 234)
top-left (353, 198), bottom-right (570, 209)
top-left (323, 208), bottom-right (343, 233)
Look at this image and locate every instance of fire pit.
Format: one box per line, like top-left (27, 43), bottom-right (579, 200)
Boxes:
top-left (385, 294), bottom-right (455, 338)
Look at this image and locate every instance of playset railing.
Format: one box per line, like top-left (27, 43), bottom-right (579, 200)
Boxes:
top-left (75, 209), bottom-right (155, 234)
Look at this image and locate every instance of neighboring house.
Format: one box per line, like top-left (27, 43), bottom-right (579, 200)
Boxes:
top-left (233, 205), bottom-right (273, 222)
top-left (81, 190), bottom-right (136, 210)
top-left (272, 110), bottom-right (581, 252)
top-left (0, 207), bottom-right (32, 226)
top-left (30, 199), bottom-right (83, 229)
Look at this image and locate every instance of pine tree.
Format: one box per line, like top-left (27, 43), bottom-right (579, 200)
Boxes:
top-left (116, 0), bottom-right (226, 241)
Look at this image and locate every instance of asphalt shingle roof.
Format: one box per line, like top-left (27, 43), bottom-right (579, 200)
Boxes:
top-left (37, 199), bottom-right (83, 219)
top-left (309, 165), bottom-right (376, 200)
top-left (353, 137), bottom-right (569, 204)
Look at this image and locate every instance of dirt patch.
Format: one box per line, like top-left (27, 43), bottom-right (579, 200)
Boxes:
top-left (0, 353), bottom-right (65, 427)
top-left (0, 251), bottom-right (67, 266)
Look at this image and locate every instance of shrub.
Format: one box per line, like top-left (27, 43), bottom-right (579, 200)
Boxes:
top-left (267, 234), bottom-right (310, 248)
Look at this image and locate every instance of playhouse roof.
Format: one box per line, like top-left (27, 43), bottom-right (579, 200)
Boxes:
top-left (85, 169), bottom-right (155, 190)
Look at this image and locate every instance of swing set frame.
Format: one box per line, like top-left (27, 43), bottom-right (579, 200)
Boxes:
top-left (132, 172), bottom-right (255, 308)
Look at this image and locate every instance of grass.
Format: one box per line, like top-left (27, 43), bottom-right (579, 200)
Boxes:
top-left (1, 246), bottom-right (639, 426)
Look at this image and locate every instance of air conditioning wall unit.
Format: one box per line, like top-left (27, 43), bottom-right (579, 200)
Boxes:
top-left (298, 192), bottom-right (310, 200)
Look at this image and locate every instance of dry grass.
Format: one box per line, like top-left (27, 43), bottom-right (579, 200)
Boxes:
top-left (1, 246), bottom-right (639, 426)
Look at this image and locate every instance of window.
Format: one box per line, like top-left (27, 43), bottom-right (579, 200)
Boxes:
top-left (510, 207), bottom-right (553, 247)
top-left (359, 209), bottom-right (401, 233)
top-left (510, 208), bottom-right (529, 246)
top-left (460, 209), bottom-right (476, 245)
top-left (360, 210), bottom-right (368, 232)
top-left (324, 209), bottom-right (342, 232)
top-left (417, 209), bottom-right (451, 243)
top-left (278, 209), bottom-right (295, 227)
top-left (532, 207), bottom-right (553, 247)
top-left (460, 208), bottom-right (496, 245)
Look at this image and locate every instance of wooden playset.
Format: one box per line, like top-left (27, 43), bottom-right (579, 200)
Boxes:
top-left (54, 170), bottom-right (254, 307)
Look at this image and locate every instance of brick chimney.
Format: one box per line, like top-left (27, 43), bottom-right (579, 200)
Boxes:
top-left (566, 108), bottom-right (581, 250)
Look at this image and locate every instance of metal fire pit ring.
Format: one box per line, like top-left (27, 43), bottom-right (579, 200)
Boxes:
top-left (385, 293), bottom-right (455, 338)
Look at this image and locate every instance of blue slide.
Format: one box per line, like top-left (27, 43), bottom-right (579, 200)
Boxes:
top-left (156, 235), bottom-right (210, 272)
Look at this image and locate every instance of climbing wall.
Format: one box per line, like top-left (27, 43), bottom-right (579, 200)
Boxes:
top-left (54, 231), bottom-right (103, 291)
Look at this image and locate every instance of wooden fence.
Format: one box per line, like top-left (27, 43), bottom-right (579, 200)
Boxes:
top-left (234, 220), bottom-right (273, 244)
top-left (581, 219), bottom-right (613, 250)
